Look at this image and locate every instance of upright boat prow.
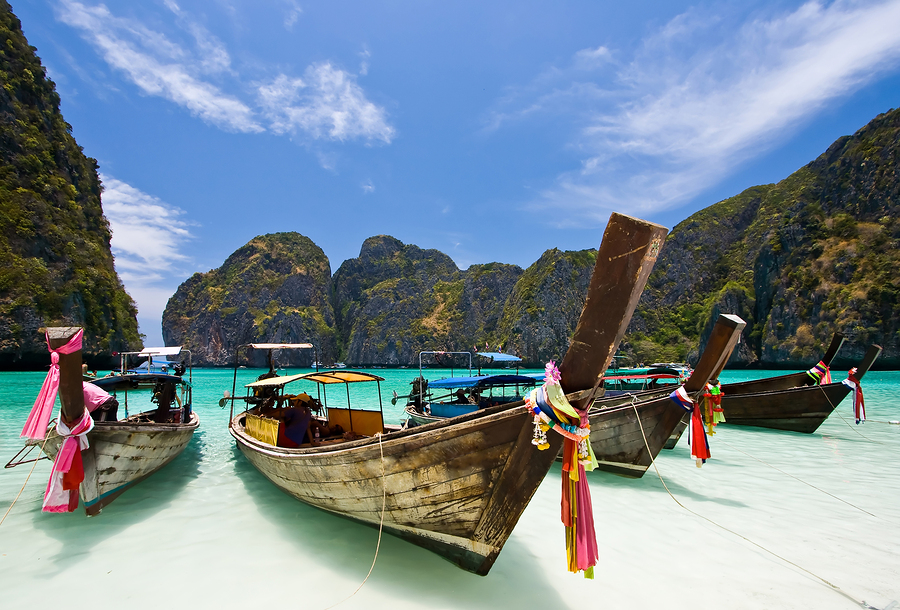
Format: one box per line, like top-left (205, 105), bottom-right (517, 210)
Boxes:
top-left (228, 213), bottom-right (668, 574)
top-left (585, 313), bottom-right (746, 477)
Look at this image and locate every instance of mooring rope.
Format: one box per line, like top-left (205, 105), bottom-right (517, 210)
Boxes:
top-left (324, 432), bottom-right (387, 610)
top-left (0, 434), bottom-right (51, 528)
top-left (716, 437), bottom-right (880, 520)
top-left (629, 402), bottom-right (883, 609)
top-left (817, 385), bottom-right (886, 445)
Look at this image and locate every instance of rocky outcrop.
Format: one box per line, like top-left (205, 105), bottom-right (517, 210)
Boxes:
top-left (0, 2), bottom-right (141, 368)
top-left (493, 249), bottom-right (596, 364)
top-left (162, 233), bottom-right (335, 366)
top-left (332, 236), bottom-right (523, 365)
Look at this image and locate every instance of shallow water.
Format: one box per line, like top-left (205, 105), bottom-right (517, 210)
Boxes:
top-left (1, 367), bottom-right (898, 609)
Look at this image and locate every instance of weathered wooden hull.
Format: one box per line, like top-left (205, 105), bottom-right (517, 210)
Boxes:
top-left (231, 402), bottom-right (563, 575)
top-left (587, 394), bottom-right (687, 478)
top-left (718, 382), bottom-right (851, 433)
top-left (42, 413), bottom-right (199, 515)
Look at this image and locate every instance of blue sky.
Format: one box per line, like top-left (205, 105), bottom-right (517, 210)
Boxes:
top-left (13, 0), bottom-right (900, 345)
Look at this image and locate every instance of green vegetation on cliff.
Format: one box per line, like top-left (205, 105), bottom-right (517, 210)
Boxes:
top-left (162, 232), bottom-right (336, 366)
top-left (0, 2), bottom-right (140, 367)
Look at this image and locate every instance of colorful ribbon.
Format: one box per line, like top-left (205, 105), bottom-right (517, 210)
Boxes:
top-left (528, 361), bottom-right (598, 578)
top-left (670, 386), bottom-right (711, 466)
top-left (842, 368), bottom-right (865, 424)
top-left (21, 329), bottom-right (84, 440)
top-left (42, 410), bottom-right (93, 513)
top-left (806, 360), bottom-right (832, 385)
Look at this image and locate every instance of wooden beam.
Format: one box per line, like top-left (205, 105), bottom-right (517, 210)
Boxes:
top-left (559, 213), bottom-right (668, 408)
top-left (46, 326), bottom-right (85, 426)
top-left (685, 314), bottom-right (746, 393)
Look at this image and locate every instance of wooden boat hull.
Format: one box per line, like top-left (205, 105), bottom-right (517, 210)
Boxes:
top-left (41, 413), bottom-right (199, 515)
top-left (231, 402), bottom-right (563, 575)
top-left (718, 382), bottom-right (851, 433)
top-left (587, 388), bottom-right (686, 477)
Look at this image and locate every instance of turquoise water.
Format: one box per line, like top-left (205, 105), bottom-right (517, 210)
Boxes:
top-left (1, 367), bottom-right (898, 609)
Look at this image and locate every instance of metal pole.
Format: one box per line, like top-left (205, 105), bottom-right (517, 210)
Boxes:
top-left (346, 382), bottom-right (353, 433)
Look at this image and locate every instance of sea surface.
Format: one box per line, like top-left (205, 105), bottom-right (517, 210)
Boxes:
top-left (1, 367), bottom-right (898, 609)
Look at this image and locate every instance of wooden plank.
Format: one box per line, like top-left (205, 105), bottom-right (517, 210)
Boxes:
top-left (560, 213), bottom-right (667, 405)
top-left (687, 314), bottom-right (746, 393)
top-left (46, 326), bottom-right (85, 426)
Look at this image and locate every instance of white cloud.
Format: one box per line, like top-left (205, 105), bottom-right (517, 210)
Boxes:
top-left (257, 63), bottom-right (395, 143)
top-left (56, 1), bottom-right (395, 147)
top-left (504, 0), bottom-right (900, 221)
top-left (361, 180), bottom-right (375, 193)
top-left (101, 176), bottom-right (194, 279)
top-left (284, 0), bottom-right (303, 30)
top-left (58, 0), bottom-right (261, 133)
top-left (100, 175), bottom-right (195, 344)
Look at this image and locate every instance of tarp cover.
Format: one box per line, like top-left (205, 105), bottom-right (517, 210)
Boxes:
top-left (299, 371), bottom-right (385, 384)
top-left (139, 346), bottom-right (182, 356)
top-left (429, 374), bottom-right (537, 389)
top-left (249, 343), bottom-right (314, 350)
top-left (476, 352), bottom-right (521, 362)
top-left (245, 373), bottom-right (308, 388)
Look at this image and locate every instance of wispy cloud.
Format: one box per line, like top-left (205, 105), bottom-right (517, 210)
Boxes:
top-left (257, 63), bottom-right (395, 143)
top-left (101, 175), bottom-right (194, 342)
top-left (56, 0), bottom-right (394, 145)
top-left (57, 0), bottom-right (260, 133)
top-left (498, 0), bottom-right (900, 222)
top-left (283, 0), bottom-right (303, 30)
top-left (101, 175), bottom-right (193, 281)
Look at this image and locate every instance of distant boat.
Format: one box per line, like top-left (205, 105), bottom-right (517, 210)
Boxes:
top-left (17, 332), bottom-right (199, 515)
top-left (330, 362), bottom-right (347, 369)
top-left (663, 334), bottom-right (880, 444)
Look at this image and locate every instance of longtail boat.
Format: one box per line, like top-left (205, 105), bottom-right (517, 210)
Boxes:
top-left (583, 313), bottom-right (745, 477)
top-left (716, 343), bottom-right (882, 433)
top-left (227, 212), bottom-right (667, 575)
top-left (663, 334), bottom-right (880, 439)
top-left (17, 328), bottom-right (199, 515)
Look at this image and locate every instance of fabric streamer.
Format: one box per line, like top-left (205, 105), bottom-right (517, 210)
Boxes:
top-left (528, 361), bottom-right (597, 578)
top-left (21, 329), bottom-right (84, 440)
top-left (842, 368), bottom-right (866, 424)
top-left (701, 381), bottom-right (725, 435)
top-left (805, 360), bottom-right (832, 385)
top-left (43, 410), bottom-right (93, 513)
top-left (670, 386), bottom-right (710, 467)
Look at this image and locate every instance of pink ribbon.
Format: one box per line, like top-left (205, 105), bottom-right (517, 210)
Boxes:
top-left (20, 329), bottom-right (84, 440)
top-left (42, 409), bottom-right (94, 513)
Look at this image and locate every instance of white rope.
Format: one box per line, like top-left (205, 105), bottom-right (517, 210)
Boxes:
top-left (323, 432), bottom-right (387, 610)
top-left (630, 402), bottom-right (874, 609)
top-left (0, 435), bottom-right (51, 528)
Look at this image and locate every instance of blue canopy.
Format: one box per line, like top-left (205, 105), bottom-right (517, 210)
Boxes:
top-left (429, 374), bottom-right (537, 390)
top-left (476, 352), bottom-right (521, 362)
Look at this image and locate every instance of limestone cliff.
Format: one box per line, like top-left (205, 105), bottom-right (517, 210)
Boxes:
top-left (331, 235), bottom-right (522, 364)
top-left (162, 233), bottom-right (335, 366)
top-left (0, 2), bottom-right (141, 368)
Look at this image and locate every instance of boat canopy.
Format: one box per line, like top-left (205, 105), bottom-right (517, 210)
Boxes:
top-left (138, 346), bottom-right (183, 357)
top-left (92, 373), bottom-right (187, 390)
top-left (299, 371), bottom-right (385, 384)
top-left (249, 343), bottom-right (314, 350)
top-left (603, 366), bottom-right (684, 380)
top-left (429, 374), bottom-right (537, 390)
top-left (245, 373), bottom-right (309, 389)
top-left (476, 352), bottom-right (521, 362)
